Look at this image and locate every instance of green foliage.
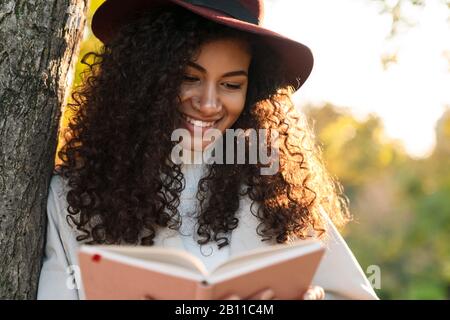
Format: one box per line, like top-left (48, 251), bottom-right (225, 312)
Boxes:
top-left (57, 0), bottom-right (105, 163)
top-left (73, 0), bottom-right (105, 88)
top-left (304, 104), bottom-right (450, 300)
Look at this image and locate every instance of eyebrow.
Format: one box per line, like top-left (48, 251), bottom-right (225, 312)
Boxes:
top-left (187, 61), bottom-right (248, 78)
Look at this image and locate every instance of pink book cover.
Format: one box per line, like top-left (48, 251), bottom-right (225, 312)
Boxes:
top-left (78, 239), bottom-right (325, 300)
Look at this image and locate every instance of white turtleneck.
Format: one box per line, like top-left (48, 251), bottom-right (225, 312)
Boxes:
top-left (177, 147), bottom-right (231, 272)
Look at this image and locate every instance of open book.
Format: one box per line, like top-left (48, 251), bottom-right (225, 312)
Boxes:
top-left (78, 239), bottom-right (325, 300)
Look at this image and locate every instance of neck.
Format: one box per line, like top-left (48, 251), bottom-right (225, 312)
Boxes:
top-left (181, 141), bottom-right (218, 165)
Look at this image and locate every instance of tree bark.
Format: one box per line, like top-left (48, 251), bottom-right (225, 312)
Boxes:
top-left (0, 0), bottom-right (88, 299)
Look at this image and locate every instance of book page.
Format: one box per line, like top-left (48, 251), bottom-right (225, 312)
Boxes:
top-left (79, 248), bottom-right (202, 299)
top-left (85, 245), bottom-right (209, 276)
top-left (207, 239), bottom-right (323, 283)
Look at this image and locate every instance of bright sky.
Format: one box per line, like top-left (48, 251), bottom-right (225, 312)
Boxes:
top-left (264, 0), bottom-right (450, 158)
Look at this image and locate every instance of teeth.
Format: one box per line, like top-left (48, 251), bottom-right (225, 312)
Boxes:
top-left (183, 114), bottom-right (216, 128)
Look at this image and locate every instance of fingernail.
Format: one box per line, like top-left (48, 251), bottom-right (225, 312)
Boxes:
top-left (261, 289), bottom-right (275, 300)
top-left (303, 292), bottom-right (314, 300)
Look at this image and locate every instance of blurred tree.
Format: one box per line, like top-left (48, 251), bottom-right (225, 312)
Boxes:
top-left (304, 104), bottom-right (406, 193)
top-left (303, 103), bottom-right (450, 299)
top-left (374, 0), bottom-right (426, 38)
top-left (433, 107), bottom-right (450, 157)
top-left (372, 0), bottom-right (450, 70)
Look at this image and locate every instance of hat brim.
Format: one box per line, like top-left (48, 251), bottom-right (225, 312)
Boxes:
top-left (91, 0), bottom-right (313, 91)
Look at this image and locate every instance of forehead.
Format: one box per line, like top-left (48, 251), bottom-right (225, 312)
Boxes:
top-left (191, 38), bottom-right (251, 69)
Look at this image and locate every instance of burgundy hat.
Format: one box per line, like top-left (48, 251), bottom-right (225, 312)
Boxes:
top-left (91, 0), bottom-right (314, 91)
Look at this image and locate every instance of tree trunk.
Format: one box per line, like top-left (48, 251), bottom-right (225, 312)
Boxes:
top-left (0, 0), bottom-right (88, 299)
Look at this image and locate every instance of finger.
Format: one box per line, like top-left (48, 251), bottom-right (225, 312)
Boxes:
top-left (303, 289), bottom-right (315, 300)
top-left (248, 288), bottom-right (275, 300)
top-left (315, 286), bottom-right (325, 300)
top-left (302, 285), bottom-right (313, 300)
top-left (260, 289), bottom-right (275, 300)
top-left (303, 286), bottom-right (324, 300)
top-left (223, 294), bottom-right (241, 300)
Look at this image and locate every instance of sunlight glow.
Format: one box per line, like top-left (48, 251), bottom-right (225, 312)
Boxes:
top-left (264, 0), bottom-right (450, 158)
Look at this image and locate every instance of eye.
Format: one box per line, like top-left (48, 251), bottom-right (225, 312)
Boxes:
top-left (223, 83), bottom-right (242, 90)
top-left (183, 75), bottom-right (199, 82)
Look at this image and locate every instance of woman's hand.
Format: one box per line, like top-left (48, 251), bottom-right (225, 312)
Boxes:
top-left (141, 286), bottom-right (325, 300)
top-left (302, 286), bottom-right (325, 300)
top-left (224, 288), bottom-right (276, 300)
top-left (222, 285), bottom-right (325, 300)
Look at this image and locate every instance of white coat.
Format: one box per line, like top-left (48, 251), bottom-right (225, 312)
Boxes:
top-left (37, 174), bottom-right (379, 300)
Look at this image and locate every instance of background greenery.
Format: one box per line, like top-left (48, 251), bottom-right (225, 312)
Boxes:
top-left (59, 0), bottom-right (450, 299)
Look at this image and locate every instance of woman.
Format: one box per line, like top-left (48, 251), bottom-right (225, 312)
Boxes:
top-left (37, 0), bottom-right (378, 300)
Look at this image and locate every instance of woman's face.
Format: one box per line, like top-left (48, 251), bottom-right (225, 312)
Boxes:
top-left (177, 38), bottom-right (251, 151)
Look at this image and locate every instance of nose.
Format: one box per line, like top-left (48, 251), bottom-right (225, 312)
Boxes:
top-left (193, 82), bottom-right (222, 116)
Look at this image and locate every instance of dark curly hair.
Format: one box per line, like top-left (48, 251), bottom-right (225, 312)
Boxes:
top-left (56, 6), bottom-right (350, 248)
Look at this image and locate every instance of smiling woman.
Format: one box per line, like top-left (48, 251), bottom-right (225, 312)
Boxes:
top-left (37, 0), bottom-right (378, 300)
top-left (177, 38), bottom-right (251, 150)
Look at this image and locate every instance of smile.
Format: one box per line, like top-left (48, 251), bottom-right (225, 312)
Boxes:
top-left (180, 113), bottom-right (218, 128)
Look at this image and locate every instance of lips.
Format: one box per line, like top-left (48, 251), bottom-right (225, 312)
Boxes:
top-left (180, 113), bottom-right (218, 128)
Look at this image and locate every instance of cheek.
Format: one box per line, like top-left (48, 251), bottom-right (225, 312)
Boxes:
top-left (178, 86), bottom-right (190, 102)
top-left (224, 95), bottom-right (246, 119)
top-left (179, 83), bottom-right (202, 101)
